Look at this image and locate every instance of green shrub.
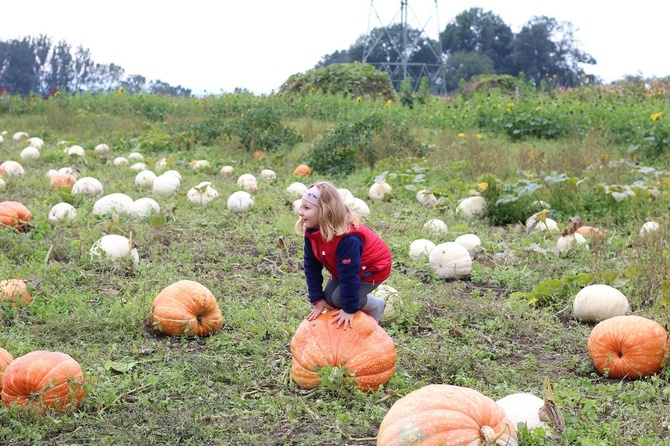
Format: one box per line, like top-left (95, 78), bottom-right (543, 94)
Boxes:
top-left (222, 103), bottom-right (303, 153)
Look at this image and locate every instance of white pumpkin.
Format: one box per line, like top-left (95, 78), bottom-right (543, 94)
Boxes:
top-left (227, 190), bottom-right (254, 213)
top-left (428, 242), bottom-right (472, 279)
top-left (26, 137), bottom-right (44, 149)
top-left (423, 219), bottom-right (448, 238)
top-left (129, 162), bottom-right (147, 172)
top-left (163, 169), bottom-right (181, 180)
top-left (45, 169), bottom-right (58, 179)
top-left (220, 165), bottom-right (234, 176)
top-left (351, 197), bottom-right (370, 217)
top-left (374, 284), bottom-right (401, 321)
top-left (19, 146), bottom-right (40, 160)
top-left (128, 198), bottom-right (160, 218)
top-left (0, 160), bottom-right (25, 177)
top-left (135, 170), bottom-right (157, 188)
top-left (416, 189), bottom-right (436, 207)
top-left (337, 188), bottom-right (355, 207)
top-left (93, 193), bottom-right (133, 216)
top-left (640, 221), bottom-right (659, 236)
top-left (152, 174), bottom-right (180, 195)
top-left (286, 182), bottom-right (307, 200)
top-left (368, 182), bottom-right (392, 201)
top-left (71, 177), bottom-right (104, 196)
top-left (409, 239), bottom-right (436, 260)
top-left (496, 393), bottom-right (547, 430)
top-left (127, 152), bottom-right (144, 162)
top-left (292, 198), bottom-right (302, 213)
top-left (48, 202), bottom-right (77, 221)
top-left (0, 135), bottom-right (3, 146)
top-left (94, 143), bottom-right (110, 157)
top-left (187, 181), bottom-right (219, 206)
top-left (454, 233), bottom-right (482, 257)
top-left (113, 157), bottom-right (129, 166)
top-left (534, 218), bottom-right (559, 232)
top-left (13, 131), bottom-right (29, 141)
top-left (0, 178), bottom-right (5, 189)
top-left (67, 145), bottom-right (85, 157)
top-left (556, 232), bottom-right (587, 253)
top-left (58, 166), bottom-right (79, 177)
top-left (89, 234), bottom-right (139, 266)
top-left (237, 173), bottom-right (258, 192)
top-left (260, 169), bottom-right (276, 180)
top-left (573, 284), bottom-right (630, 323)
top-left (191, 159), bottom-right (210, 170)
top-left (457, 196), bottom-right (487, 219)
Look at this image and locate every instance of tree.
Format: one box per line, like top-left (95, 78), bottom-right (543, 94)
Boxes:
top-left (511, 16), bottom-right (596, 88)
top-left (149, 80), bottom-right (192, 97)
top-left (43, 40), bottom-right (74, 93)
top-left (120, 74), bottom-right (147, 93)
top-left (0, 37), bottom-right (42, 95)
top-left (442, 52), bottom-right (495, 92)
top-left (440, 8), bottom-right (514, 74)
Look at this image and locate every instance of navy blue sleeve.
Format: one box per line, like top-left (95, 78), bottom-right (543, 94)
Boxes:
top-left (336, 235), bottom-right (364, 314)
top-left (303, 237), bottom-right (325, 303)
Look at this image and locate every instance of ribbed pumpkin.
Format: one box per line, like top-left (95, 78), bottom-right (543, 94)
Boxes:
top-left (377, 384), bottom-right (518, 446)
top-left (1, 350), bottom-right (85, 412)
top-left (0, 347), bottom-right (12, 393)
top-left (49, 172), bottom-right (77, 188)
top-left (293, 164), bottom-right (311, 176)
top-left (0, 201), bottom-right (32, 231)
top-left (150, 280), bottom-right (223, 336)
top-left (290, 311), bottom-right (396, 392)
top-left (587, 315), bottom-right (668, 379)
top-left (0, 279), bottom-right (32, 305)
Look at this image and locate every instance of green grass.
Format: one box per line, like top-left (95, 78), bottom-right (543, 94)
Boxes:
top-left (1, 88), bottom-right (670, 445)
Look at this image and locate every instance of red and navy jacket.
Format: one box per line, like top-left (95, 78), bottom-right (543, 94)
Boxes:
top-left (303, 223), bottom-right (392, 314)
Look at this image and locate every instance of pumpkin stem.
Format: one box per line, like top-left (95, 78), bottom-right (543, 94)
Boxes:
top-left (539, 376), bottom-right (566, 433)
top-left (480, 424), bottom-right (517, 446)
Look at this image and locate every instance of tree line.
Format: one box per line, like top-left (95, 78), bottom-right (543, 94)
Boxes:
top-left (318, 7), bottom-right (598, 92)
top-left (0, 35), bottom-right (191, 97)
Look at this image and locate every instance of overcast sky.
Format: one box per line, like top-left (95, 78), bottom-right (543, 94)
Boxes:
top-left (1, 1), bottom-right (667, 95)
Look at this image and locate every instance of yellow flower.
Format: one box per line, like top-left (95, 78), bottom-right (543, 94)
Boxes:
top-left (385, 99), bottom-right (393, 107)
top-left (536, 106), bottom-right (542, 111)
top-left (651, 112), bottom-right (663, 121)
top-left (356, 97), bottom-right (362, 104)
top-left (507, 102), bottom-right (515, 108)
top-left (458, 133), bottom-right (465, 138)
top-left (506, 108), bottom-right (512, 113)
top-left (116, 86), bottom-right (124, 95)
top-left (478, 182), bottom-right (488, 191)
top-left (523, 172), bottom-right (534, 179)
top-left (304, 104), bottom-right (309, 109)
top-left (194, 98), bottom-right (199, 104)
top-left (476, 134), bottom-right (483, 140)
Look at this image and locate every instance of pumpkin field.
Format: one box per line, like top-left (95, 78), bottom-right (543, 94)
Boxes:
top-left (2, 79), bottom-right (670, 445)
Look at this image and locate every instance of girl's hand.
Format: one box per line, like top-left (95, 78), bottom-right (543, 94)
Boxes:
top-left (331, 310), bottom-right (355, 330)
top-left (307, 300), bottom-right (332, 321)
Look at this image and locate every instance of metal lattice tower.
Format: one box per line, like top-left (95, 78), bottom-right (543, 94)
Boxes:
top-left (363, 0), bottom-right (447, 94)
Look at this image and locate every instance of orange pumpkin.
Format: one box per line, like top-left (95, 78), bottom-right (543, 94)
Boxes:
top-left (0, 347), bottom-right (12, 394)
top-left (0, 166), bottom-right (5, 177)
top-left (588, 315), bottom-right (668, 379)
top-left (0, 201), bottom-right (32, 231)
top-left (49, 172), bottom-right (77, 188)
top-left (150, 280), bottom-right (223, 336)
top-left (252, 150), bottom-right (265, 160)
top-left (377, 384), bottom-right (518, 446)
top-left (1, 350), bottom-right (85, 412)
top-left (0, 279), bottom-right (32, 305)
top-left (576, 225), bottom-right (605, 241)
top-left (293, 164), bottom-right (311, 177)
top-left (290, 311), bottom-right (396, 392)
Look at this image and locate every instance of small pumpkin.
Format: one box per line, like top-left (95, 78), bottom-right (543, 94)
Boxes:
top-left (428, 242), bottom-right (472, 279)
top-left (252, 150), bottom-right (265, 160)
top-left (0, 279), bottom-right (32, 305)
top-left (0, 201), bottom-right (33, 231)
top-left (150, 280), bottom-right (223, 336)
top-left (293, 164), bottom-right (311, 177)
top-left (576, 225), bottom-right (605, 241)
top-left (49, 172), bottom-right (77, 188)
top-left (1, 350), bottom-right (85, 412)
top-left (377, 384), bottom-right (518, 446)
top-left (408, 239), bottom-right (435, 260)
top-left (290, 311), bottom-right (396, 392)
top-left (457, 195), bottom-right (487, 219)
top-left (0, 347), bottom-right (12, 393)
top-left (587, 315), bottom-right (668, 379)
top-left (573, 284), bottom-right (630, 323)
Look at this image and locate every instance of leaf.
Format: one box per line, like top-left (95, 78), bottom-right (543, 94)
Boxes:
top-left (104, 359), bottom-right (138, 373)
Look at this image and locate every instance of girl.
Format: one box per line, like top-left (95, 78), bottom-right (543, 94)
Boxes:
top-left (295, 181), bottom-right (392, 330)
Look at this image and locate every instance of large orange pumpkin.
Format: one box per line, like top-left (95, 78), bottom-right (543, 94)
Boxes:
top-left (150, 280), bottom-right (223, 336)
top-left (0, 279), bottom-right (32, 305)
top-left (1, 350), bottom-right (85, 412)
top-left (587, 315), bottom-right (668, 379)
top-left (0, 201), bottom-right (32, 231)
top-left (290, 311), bottom-right (396, 392)
top-left (377, 384), bottom-right (518, 446)
top-left (49, 172), bottom-right (77, 188)
top-left (0, 347), bottom-right (12, 394)
top-left (293, 164), bottom-right (311, 177)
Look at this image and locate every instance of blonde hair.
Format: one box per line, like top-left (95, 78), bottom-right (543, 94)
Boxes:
top-left (295, 181), bottom-right (359, 241)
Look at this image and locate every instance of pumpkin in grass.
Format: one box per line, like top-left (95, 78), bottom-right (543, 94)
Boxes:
top-left (377, 384), bottom-right (518, 446)
top-left (150, 280), bottom-right (223, 336)
top-left (252, 150), bottom-right (265, 160)
top-left (0, 201), bottom-right (32, 231)
top-left (293, 164), bottom-right (311, 177)
top-left (0, 347), bottom-right (12, 393)
top-left (0, 279), bottom-right (32, 305)
top-left (576, 225), bottom-right (605, 241)
top-left (290, 311), bottom-right (396, 392)
top-left (49, 172), bottom-right (77, 188)
top-left (587, 315), bottom-right (668, 379)
top-left (1, 350), bottom-right (85, 412)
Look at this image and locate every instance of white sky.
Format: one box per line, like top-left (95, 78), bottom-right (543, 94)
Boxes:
top-left (1, 1), bottom-right (667, 95)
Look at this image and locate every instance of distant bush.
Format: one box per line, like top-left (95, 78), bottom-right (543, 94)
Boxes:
top-left (222, 103), bottom-right (303, 153)
top-left (279, 62), bottom-right (395, 100)
top-left (306, 112), bottom-right (429, 176)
